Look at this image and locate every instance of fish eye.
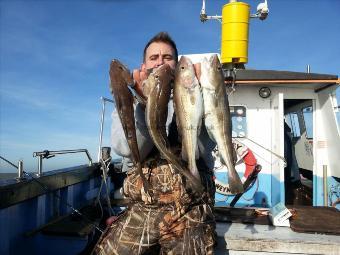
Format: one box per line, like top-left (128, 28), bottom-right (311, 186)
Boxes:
top-left (181, 66), bottom-right (185, 70)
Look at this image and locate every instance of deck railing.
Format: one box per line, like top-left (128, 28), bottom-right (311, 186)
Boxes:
top-left (33, 149), bottom-right (93, 176)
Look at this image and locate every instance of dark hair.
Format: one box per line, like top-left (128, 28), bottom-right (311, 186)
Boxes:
top-left (143, 32), bottom-right (178, 62)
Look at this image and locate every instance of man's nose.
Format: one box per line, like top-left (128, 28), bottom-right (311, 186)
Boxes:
top-left (156, 57), bottom-right (164, 67)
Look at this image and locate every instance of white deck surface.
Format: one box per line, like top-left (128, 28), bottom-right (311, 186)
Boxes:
top-left (215, 222), bottom-right (340, 255)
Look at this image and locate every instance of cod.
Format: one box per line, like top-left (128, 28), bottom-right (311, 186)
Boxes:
top-left (145, 64), bottom-right (204, 194)
top-left (109, 59), bottom-right (151, 198)
top-left (200, 55), bottom-right (244, 194)
top-left (173, 56), bottom-right (204, 182)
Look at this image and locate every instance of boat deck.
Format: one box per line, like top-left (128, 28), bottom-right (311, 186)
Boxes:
top-left (215, 222), bottom-right (340, 255)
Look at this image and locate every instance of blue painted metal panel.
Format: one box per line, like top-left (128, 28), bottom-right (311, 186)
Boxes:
top-left (313, 175), bottom-right (337, 207)
top-left (0, 175), bottom-right (105, 255)
top-left (214, 172), bottom-right (272, 207)
top-left (328, 176), bottom-right (340, 210)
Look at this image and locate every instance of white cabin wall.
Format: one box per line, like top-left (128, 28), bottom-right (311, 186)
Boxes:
top-left (229, 86), bottom-right (273, 176)
top-left (230, 86), bottom-right (283, 206)
top-left (315, 86), bottom-right (340, 205)
top-left (229, 86), bottom-right (318, 206)
top-left (270, 90), bottom-right (284, 205)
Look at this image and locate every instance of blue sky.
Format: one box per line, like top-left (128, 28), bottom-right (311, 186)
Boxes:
top-left (1, 0), bottom-right (339, 173)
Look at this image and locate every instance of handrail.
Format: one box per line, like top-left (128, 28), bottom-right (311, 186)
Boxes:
top-left (33, 149), bottom-right (93, 176)
top-left (0, 155), bottom-right (17, 169)
top-left (0, 155), bottom-right (24, 179)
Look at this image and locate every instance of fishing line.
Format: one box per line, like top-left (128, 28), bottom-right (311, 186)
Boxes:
top-left (234, 137), bottom-right (287, 167)
top-left (95, 177), bottom-right (105, 220)
top-left (22, 170), bottom-right (104, 233)
top-left (0, 156), bottom-right (105, 234)
top-left (21, 170), bottom-right (104, 233)
top-left (99, 157), bottom-right (115, 216)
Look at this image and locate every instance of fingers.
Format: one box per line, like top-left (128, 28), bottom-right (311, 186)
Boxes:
top-left (194, 63), bottom-right (201, 80)
top-left (132, 69), bottom-right (146, 99)
top-left (139, 70), bottom-right (148, 82)
top-left (133, 69), bottom-right (141, 85)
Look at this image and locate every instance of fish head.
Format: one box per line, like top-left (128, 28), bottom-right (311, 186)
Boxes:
top-left (143, 74), bottom-right (156, 99)
top-left (201, 54), bottom-right (224, 88)
top-left (144, 64), bottom-right (173, 97)
top-left (175, 56), bottom-right (197, 89)
top-left (109, 59), bottom-right (133, 89)
top-left (153, 63), bottom-right (174, 88)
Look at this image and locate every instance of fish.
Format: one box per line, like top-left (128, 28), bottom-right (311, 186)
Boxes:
top-left (173, 56), bottom-right (204, 182)
top-left (145, 64), bottom-right (204, 194)
top-left (199, 54), bottom-right (244, 194)
top-left (109, 59), bottom-right (151, 197)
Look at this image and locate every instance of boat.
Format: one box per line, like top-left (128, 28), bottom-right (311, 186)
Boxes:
top-left (1, 0), bottom-right (339, 254)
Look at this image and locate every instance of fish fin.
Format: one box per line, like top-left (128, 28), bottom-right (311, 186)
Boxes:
top-left (176, 116), bottom-right (182, 138)
top-left (195, 144), bottom-right (200, 160)
top-left (181, 144), bottom-right (188, 162)
top-left (232, 145), bottom-right (238, 164)
top-left (213, 93), bottom-right (219, 108)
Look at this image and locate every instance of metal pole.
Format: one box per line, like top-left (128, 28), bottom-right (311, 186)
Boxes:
top-left (97, 97), bottom-right (115, 163)
top-left (98, 97), bottom-right (106, 162)
top-left (38, 156), bottom-right (43, 176)
top-left (85, 150), bottom-right (93, 166)
top-left (307, 64), bottom-right (311, 73)
top-left (18, 160), bottom-right (24, 179)
top-left (33, 149), bottom-right (92, 166)
top-left (323, 165), bottom-right (328, 206)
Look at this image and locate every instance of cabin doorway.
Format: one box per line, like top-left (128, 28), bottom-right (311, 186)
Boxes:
top-left (283, 99), bottom-right (313, 205)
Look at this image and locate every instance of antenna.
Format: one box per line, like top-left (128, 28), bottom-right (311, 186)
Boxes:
top-left (199, 0), bottom-right (270, 66)
top-left (200, 0), bottom-right (222, 23)
top-left (252, 0), bottom-right (269, 20)
top-left (201, 0), bottom-right (206, 15)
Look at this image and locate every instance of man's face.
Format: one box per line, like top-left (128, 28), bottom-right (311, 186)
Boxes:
top-left (142, 42), bottom-right (177, 72)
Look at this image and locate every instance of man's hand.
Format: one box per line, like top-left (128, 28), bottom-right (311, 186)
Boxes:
top-left (194, 63), bottom-right (201, 80)
top-left (132, 69), bottom-right (148, 99)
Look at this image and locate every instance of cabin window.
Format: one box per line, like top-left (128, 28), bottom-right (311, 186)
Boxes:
top-left (230, 106), bottom-right (247, 138)
top-left (285, 112), bottom-right (301, 137)
top-left (302, 107), bottom-right (313, 139)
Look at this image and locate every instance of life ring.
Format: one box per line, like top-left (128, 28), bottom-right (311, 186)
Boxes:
top-left (214, 142), bottom-right (258, 196)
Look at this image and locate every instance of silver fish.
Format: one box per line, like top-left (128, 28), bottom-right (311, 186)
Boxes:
top-left (145, 64), bottom-right (204, 194)
top-left (173, 56), bottom-right (204, 182)
top-left (200, 54), bottom-right (243, 194)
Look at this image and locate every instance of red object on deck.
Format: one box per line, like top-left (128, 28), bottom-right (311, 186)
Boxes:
top-left (243, 149), bottom-right (257, 179)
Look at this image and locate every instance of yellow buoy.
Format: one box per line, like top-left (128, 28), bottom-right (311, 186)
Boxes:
top-left (221, 1), bottom-right (250, 64)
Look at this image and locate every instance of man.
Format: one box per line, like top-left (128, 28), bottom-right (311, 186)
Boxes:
top-left (95, 32), bottom-right (216, 255)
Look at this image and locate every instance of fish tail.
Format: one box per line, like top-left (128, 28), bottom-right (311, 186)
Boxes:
top-left (188, 158), bottom-right (200, 181)
top-left (227, 169), bottom-right (244, 194)
top-left (136, 162), bottom-right (152, 198)
top-left (169, 160), bottom-right (203, 195)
